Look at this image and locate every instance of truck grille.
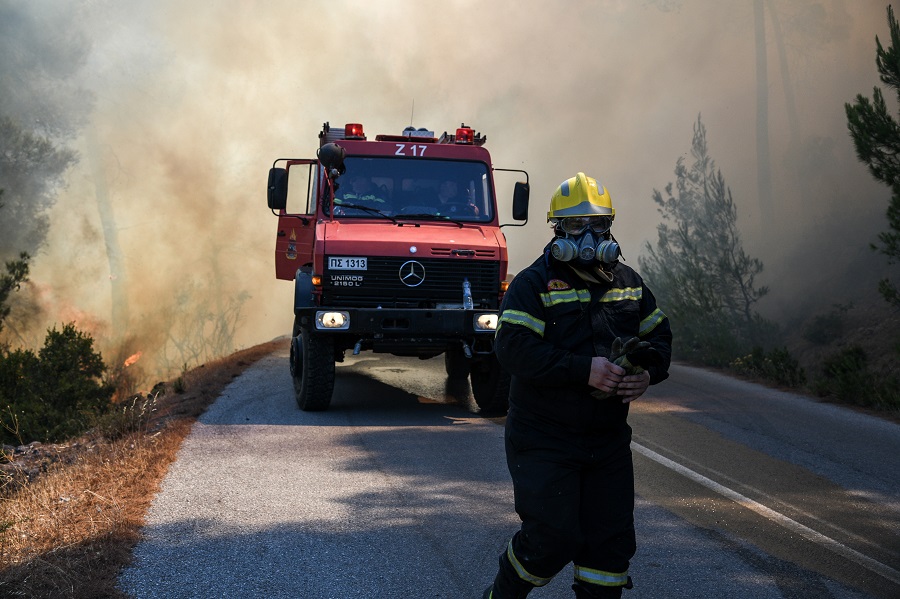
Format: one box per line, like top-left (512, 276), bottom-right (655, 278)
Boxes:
top-left (322, 257), bottom-right (499, 309)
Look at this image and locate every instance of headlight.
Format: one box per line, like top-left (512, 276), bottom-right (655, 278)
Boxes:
top-left (474, 313), bottom-right (498, 331)
top-left (316, 311), bottom-right (350, 330)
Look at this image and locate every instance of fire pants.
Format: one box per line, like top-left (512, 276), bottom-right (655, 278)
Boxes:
top-left (491, 419), bottom-right (636, 598)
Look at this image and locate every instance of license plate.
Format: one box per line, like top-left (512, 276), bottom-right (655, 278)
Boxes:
top-left (328, 257), bottom-right (367, 270)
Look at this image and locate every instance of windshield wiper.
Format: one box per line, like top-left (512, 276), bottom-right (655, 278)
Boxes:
top-left (396, 213), bottom-right (465, 228)
top-left (333, 200), bottom-right (398, 224)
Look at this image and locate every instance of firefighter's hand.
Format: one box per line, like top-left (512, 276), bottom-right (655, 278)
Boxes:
top-left (588, 356), bottom-right (626, 394)
top-left (616, 371), bottom-right (651, 403)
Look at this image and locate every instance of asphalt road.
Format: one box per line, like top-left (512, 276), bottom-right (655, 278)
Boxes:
top-left (119, 348), bottom-right (900, 598)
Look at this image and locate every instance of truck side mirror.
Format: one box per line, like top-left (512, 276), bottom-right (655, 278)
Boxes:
top-left (512, 181), bottom-right (529, 221)
top-left (267, 167), bottom-right (288, 210)
top-left (318, 143), bottom-right (346, 176)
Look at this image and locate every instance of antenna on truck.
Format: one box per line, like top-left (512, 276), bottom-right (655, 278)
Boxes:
top-left (409, 99), bottom-right (415, 127)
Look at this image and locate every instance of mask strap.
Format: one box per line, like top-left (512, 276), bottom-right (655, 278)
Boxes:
top-left (609, 232), bottom-right (624, 262)
top-left (594, 265), bottom-right (614, 283)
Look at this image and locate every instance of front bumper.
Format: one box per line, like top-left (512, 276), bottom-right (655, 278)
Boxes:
top-left (296, 306), bottom-right (498, 338)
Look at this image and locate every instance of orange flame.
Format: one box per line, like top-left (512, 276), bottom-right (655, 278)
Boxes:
top-left (123, 351), bottom-right (143, 367)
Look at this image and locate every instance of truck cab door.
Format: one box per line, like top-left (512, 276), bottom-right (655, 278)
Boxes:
top-left (271, 159), bottom-right (319, 281)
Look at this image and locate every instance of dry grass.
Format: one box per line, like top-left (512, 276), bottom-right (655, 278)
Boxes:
top-left (0, 338), bottom-right (286, 599)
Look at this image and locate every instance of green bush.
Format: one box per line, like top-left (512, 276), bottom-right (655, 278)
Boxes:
top-left (802, 303), bottom-right (852, 346)
top-left (667, 308), bottom-right (739, 367)
top-left (731, 346), bottom-right (806, 388)
top-left (0, 323), bottom-right (114, 445)
top-left (0, 250), bottom-right (30, 336)
top-left (813, 346), bottom-right (900, 410)
top-left (670, 306), bottom-right (780, 369)
top-left (0, 348), bottom-right (42, 442)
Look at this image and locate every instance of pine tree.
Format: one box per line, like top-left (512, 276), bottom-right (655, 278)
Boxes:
top-left (846, 4), bottom-right (900, 308)
top-left (0, 3), bottom-right (90, 261)
top-left (639, 116), bottom-right (771, 365)
top-left (0, 193), bottom-right (30, 338)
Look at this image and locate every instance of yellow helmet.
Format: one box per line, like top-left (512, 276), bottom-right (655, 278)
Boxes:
top-left (547, 172), bottom-right (615, 222)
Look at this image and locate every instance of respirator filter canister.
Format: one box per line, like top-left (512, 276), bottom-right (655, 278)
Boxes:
top-left (550, 232), bottom-right (621, 265)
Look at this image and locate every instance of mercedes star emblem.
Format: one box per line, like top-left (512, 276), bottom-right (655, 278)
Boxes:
top-left (399, 260), bottom-right (426, 287)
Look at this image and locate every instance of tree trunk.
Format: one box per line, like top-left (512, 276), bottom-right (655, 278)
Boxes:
top-left (87, 129), bottom-right (129, 335)
top-left (754, 0), bottom-right (774, 229)
top-left (766, 0), bottom-right (800, 146)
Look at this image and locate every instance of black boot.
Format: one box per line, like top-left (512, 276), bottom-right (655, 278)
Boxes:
top-left (487, 549), bottom-right (538, 599)
top-left (486, 571), bottom-right (534, 599)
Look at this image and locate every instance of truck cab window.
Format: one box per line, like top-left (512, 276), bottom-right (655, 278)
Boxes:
top-left (337, 157), bottom-right (493, 221)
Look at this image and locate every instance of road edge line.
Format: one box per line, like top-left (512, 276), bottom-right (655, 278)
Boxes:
top-left (632, 441), bottom-right (900, 586)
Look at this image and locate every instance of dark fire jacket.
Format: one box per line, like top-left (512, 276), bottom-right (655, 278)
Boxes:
top-left (495, 248), bottom-right (673, 435)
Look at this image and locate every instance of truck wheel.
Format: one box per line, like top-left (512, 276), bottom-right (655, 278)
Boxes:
top-left (292, 327), bottom-right (335, 411)
top-left (444, 345), bottom-right (470, 379)
top-left (470, 355), bottom-right (510, 415)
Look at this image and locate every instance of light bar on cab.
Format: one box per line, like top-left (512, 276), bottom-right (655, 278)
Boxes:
top-left (456, 125), bottom-right (475, 144)
top-left (344, 123), bottom-right (365, 139)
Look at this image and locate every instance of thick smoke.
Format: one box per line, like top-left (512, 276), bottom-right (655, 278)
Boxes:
top-left (0, 0), bottom-right (90, 259)
top-left (4, 0), bottom-right (892, 379)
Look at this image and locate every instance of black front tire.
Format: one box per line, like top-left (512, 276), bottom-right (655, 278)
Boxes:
top-left (291, 327), bottom-right (335, 411)
top-left (444, 344), bottom-right (471, 379)
top-left (470, 354), bottom-right (510, 415)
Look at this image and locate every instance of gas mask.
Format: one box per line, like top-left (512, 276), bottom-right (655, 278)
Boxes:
top-left (550, 229), bottom-right (621, 266)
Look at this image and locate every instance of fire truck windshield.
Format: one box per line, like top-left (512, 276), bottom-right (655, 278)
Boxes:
top-left (332, 157), bottom-right (493, 222)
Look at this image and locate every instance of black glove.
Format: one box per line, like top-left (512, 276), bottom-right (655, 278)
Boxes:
top-left (611, 336), bottom-right (652, 370)
top-left (627, 347), bottom-right (656, 369)
top-left (592, 336), bottom-right (651, 399)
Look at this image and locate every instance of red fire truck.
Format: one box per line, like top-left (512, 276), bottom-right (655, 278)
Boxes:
top-left (266, 121), bottom-right (529, 413)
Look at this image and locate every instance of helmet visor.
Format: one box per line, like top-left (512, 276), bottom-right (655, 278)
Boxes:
top-left (557, 215), bottom-right (613, 236)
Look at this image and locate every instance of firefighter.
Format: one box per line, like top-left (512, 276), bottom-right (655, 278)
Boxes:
top-left (435, 179), bottom-right (479, 217)
top-left (339, 174), bottom-right (388, 206)
top-left (483, 173), bottom-right (672, 599)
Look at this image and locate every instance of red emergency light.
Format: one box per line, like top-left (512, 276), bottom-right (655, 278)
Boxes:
top-left (344, 123), bottom-right (365, 139)
top-left (455, 125), bottom-right (475, 144)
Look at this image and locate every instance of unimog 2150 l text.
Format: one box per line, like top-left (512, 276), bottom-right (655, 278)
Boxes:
top-left (266, 121), bottom-right (529, 413)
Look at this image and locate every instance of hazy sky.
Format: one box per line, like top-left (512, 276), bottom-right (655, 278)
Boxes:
top-left (16, 0), bottom-right (893, 375)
